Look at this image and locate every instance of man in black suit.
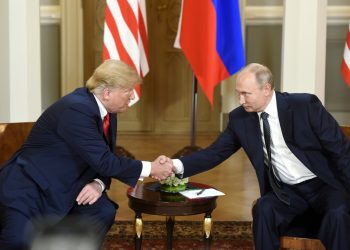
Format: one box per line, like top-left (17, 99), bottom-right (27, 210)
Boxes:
top-left (171, 63), bottom-right (350, 249)
top-left (0, 59), bottom-right (173, 250)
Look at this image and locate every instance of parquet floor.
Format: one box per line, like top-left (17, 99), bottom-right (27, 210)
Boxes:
top-left (109, 133), bottom-right (260, 222)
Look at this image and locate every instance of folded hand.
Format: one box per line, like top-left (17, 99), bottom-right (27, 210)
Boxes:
top-left (76, 181), bottom-right (103, 205)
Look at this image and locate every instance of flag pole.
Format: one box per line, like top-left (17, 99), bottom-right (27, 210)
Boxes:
top-left (173, 73), bottom-right (202, 158)
top-left (190, 74), bottom-right (198, 147)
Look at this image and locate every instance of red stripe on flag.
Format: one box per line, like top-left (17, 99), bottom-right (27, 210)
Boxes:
top-left (179, 0), bottom-right (230, 106)
top-left (117, 0), bottom-right (138, 42)
top-left (104, 5), bottom-right (136, 70)
top-left (134, 84), bottom-right (141, 97)
top-left (102, 44), bottom-right (110, 61)
top-left (138, 6), bottom-right (149, 62)
top-left (341, 60), bottom-right (350, 88)
top-left (341, 24), bottom-right (350, 88)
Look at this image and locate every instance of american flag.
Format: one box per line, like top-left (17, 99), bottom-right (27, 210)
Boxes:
top-left (103, 0), bottom-right (149, 105)
top-left (341, 24), bottom-right (350, 88)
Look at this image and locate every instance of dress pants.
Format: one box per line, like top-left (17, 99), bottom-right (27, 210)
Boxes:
top-left (252, 177), bottom-right (350, 250)
top-left (68, 193), bottom-right (117, 246)
top-left (0, 193), bottom-right (116, 250)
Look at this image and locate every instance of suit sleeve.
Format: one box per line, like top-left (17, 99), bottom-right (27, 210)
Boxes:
top-left (307, 95), bottom-right (350, 190)
top-left (180, 113), bottom-right (242, 177)
top-left (56, 106), bottom-right (142, 187)
top-left (97, 176), bottom-right (111, 190)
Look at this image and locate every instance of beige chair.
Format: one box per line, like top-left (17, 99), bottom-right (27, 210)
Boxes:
top-left (341, 125), bottom-right (350, 140)
top-left (0, 122), bottom-right (34, 166)
top-left (252, 125), bottom-right (350, 250)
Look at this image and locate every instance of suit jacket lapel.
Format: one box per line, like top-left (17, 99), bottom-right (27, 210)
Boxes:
top-left (276, 92), bottom-right (293, 144)
top-left (245, 113), bottom-right (265, 168)
top-left (275, 92), bottom-right (313, 169)
top-left (109, 114), bottom-right (117, 151)
top-left (86, 89), bottom-right (114, 148)
top-left (245, 113), bottom-right (262, 154)
top-left (86, 89), bottom-right (105, 136)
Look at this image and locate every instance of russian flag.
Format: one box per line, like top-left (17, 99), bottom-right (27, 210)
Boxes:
top-left (175, 0), bottom-right (245, 106)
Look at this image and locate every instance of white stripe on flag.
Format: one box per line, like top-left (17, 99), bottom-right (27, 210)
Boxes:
top-left (342, 24), bottom-right (350, 87)
top-left (173, 0), bottom-right (184, 49)
top-left (107, 0), bottom-right (140, 74)
top-left (139, 36), bottom-right (149, 76)
top-left (344, 25), bottom-right (350, 70)
top-left (128, 0), bottom-right (138, 16)
top-left (139, 0), bottom-right (148, 33)
top-left (104, 24), bottom-right (120, 60)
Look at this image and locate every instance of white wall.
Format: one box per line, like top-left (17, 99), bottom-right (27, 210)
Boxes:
top-left (281, 0), bottom-right (327, 102)
top-left (0, 0), bottom-right (41, 122)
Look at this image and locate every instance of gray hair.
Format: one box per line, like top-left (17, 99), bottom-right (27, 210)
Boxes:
top-left (238, 63), bottom-right (274, 89)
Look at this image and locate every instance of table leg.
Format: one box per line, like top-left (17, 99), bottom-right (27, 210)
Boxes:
top-left (165, 216), bottom-right (175, 250)
top-left (203, 212), bottom-right (213, 250)
top-left (134, 213), bottom-right (143, 250)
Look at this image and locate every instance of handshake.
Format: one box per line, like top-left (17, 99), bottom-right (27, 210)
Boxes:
top-left (149, 155), bottom-right (178, 181)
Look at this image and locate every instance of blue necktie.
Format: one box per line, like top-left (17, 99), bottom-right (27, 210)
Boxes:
top-left (261, 112), bottom-right (290, 205)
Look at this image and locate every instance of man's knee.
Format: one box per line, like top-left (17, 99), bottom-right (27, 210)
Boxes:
top-left (323, 205), bottom-right (350, 223)
top-left (100, 201), bottom-right (116, 226)
top-left (253, 195), bottom-right (275, 219)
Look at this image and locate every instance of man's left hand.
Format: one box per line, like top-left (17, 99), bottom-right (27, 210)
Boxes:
top-left (76, 181), bottom-right (103, 205)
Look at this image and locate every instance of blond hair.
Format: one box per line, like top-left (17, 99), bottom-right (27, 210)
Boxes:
top-left (86, 59), bottom-right (141, 94)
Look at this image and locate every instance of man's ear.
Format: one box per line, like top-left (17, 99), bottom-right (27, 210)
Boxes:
top-left (263, 83), bottom-right (272, 95)
top-left (102, 88), bottom-right (110, 100)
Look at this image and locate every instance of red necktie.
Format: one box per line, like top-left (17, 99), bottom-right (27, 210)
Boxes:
top-left (103, 113), bottom-right (110, 138)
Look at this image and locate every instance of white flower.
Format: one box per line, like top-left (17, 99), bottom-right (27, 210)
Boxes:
top-left (159, 173), bottom-right (189, 186)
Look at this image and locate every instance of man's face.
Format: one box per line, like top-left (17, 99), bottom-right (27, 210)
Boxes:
top-left (104, 87), bottom-right (135, 113)
top-left (235, 72), bottom-right (271, 113)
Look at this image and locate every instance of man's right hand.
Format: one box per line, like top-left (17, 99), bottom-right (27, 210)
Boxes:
top-left (150, 155), bottom-right (174, 180)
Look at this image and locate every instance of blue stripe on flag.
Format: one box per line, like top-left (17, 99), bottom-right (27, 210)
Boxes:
top-left (212, 0), bottom-right (245, 75)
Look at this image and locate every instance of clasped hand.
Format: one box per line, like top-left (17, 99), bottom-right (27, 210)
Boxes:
top-left (150, 155), bottom-right (175, 181)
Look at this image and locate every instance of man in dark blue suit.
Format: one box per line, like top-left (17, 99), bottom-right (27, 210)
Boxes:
top-left (171, 63), bottom-right (350, 250)
top-left (0, 59), bottom-right (173, 250)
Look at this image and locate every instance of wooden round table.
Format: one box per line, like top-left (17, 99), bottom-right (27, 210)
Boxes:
top-left (127, 182), bottom-right (218, 250)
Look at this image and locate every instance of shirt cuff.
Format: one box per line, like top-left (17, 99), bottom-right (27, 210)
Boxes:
top-left (172, 159), bottom-right (184, 174)
top-left (93, 178), bottom-right (105, 192)
top-left (140, 161), bottom-right (151, 181)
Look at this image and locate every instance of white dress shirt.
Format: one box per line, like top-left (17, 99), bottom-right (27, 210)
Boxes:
top-left (93, 95), bottom-right (151, 187)
top-left (259, 91), bottom-right (316, 184)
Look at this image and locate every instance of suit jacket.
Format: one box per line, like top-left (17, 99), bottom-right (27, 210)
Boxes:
top-left (0, 87), bottom-right (142, 219)
top-left (181, 92), bottom-right (350, 198)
